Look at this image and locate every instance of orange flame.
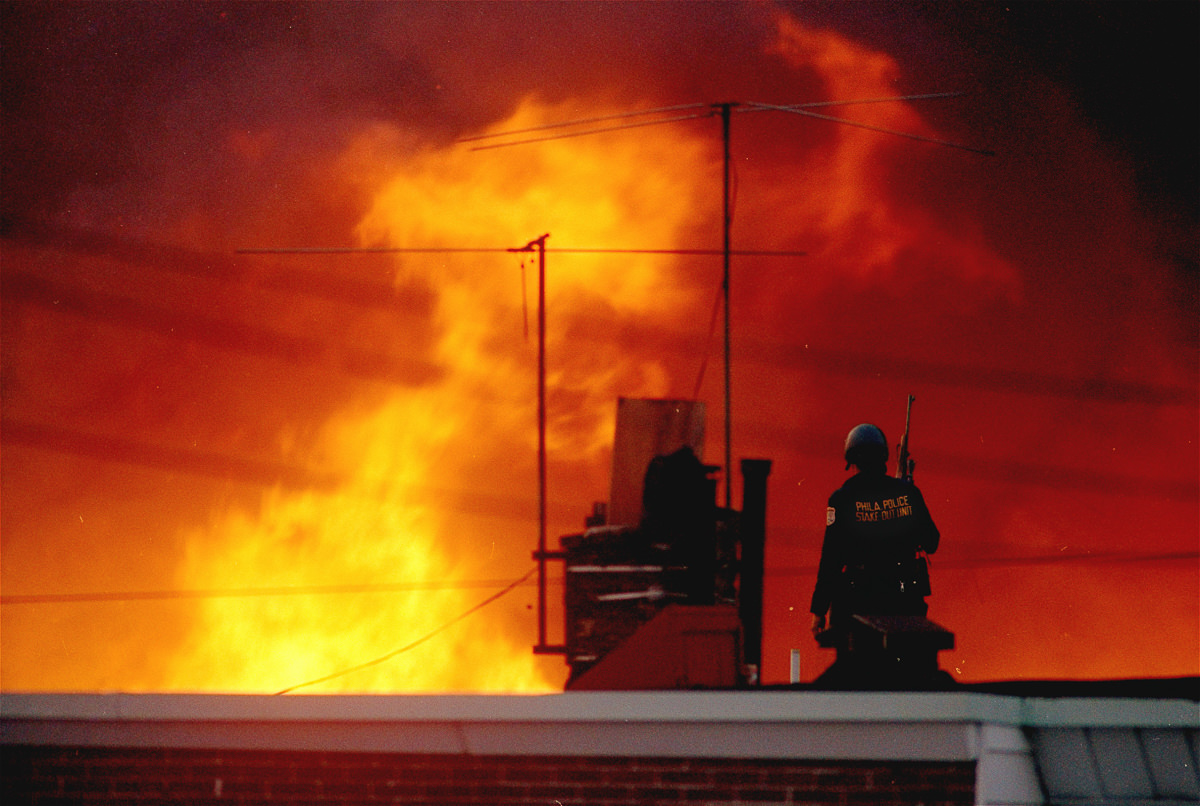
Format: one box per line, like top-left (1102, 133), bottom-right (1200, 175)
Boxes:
top-left (162, 97), bottom-right (722, 693)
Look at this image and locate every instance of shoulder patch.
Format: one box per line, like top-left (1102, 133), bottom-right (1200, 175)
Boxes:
top-left (826, 506), bottom-right (836, 526)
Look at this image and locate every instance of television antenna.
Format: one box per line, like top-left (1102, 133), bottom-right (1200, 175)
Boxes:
top-left (461, 95), bottom-right (992, 515)
top-left (462, 96), bottom-right (989, 655)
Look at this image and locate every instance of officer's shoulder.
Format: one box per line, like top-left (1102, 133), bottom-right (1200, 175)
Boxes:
top-left (828, 483), bottom-right (853, 504)
top-left (892, 477), bottom-right (927, 497)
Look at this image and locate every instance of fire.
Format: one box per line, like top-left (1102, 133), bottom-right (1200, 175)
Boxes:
top-left (165, 395), bottom-right (540, 693)
top-left (161, 97), bottom-right (721, 692)
top-left (2, 7), bottom-right (1194, 694)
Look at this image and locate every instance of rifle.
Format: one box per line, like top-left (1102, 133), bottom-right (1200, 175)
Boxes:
top-left (897, 395), bottom-right (930, 590)
top-left (896, 395), bottom-right (915, 482)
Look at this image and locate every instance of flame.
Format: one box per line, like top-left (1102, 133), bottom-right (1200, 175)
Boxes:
top-left (165, 395), bottom-right (548, 693)
top-left (160, 97), bottom-right (721, 692)
top-left (2, 7), bottom-right (1194, 693)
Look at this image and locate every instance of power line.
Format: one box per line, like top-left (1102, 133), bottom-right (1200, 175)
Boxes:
top-left (9, 417), bottom-right (1194, 505)
top-left (0, 577), bottom-right (537, 606)
top-left (467, 111), bottom-right (715, 151)
top-left (9, 264), bottom-right (1189, 408)
top-left (454, 102), bottom-right (711, 143)
top-left (6, 227), bottom-right (432, 314)
top-left (272, 566), bottom-right (537, 695)
top-left (756, 92), bottom-right (966, 110)
top-left (235, 246), bottom-right (807, 256)
top-left (453, 96), bottom-right (966, 148)
top-left (2, 420), bottom-right (341, 491)
top-left (5, 550), bottom-right (1193, 608)
top-left (3, 272), bottom-right (441, 385)
top-left (456, 94), bottom-right (984, 152)
top-left (769, 550), bottom-right (1200, 579)
top-left (692, 277), bottom-right (726, 399)
top-left (743, 101), bottom-right (995, 156)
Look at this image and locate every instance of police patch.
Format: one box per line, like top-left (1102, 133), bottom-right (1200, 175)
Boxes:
top-left (826, 506), bottom-right (836, 526)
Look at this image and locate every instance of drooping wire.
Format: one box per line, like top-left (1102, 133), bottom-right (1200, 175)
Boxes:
top-left (519, 254), bottom-right (530, 340)
top-left (692, 277), bottom-right (725, 399)
top-left (5, 550), bottom-right (1195, 608)
top-left (236, 246), bottom-right (806, 257)
top-left (744, 101), bottom-right (995, 156)
top-left (466, 111), bottom-right (714, 152)
top-left (273, 566), bottom-right (537, 695)
top-left (740, 92), bottom-right (965, 112)
top-left (0, 576), bottom-right (539, 606)
top-left (455, 102), bottom-right (711, 144)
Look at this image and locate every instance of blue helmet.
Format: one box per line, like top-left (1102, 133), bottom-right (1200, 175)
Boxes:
top-left (844, 423), bottom-right (888, 469)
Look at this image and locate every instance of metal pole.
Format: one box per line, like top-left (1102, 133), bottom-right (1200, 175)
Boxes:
top-left (536, 234), bottom-right (549, 649)
top-left (721, 102), bottom-right (733, 510)
top-left (510, 233), bottom-right (556, 653)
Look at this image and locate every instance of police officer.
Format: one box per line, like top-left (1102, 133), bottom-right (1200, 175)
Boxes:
top-left (810, 423), bottom-right (939, 637)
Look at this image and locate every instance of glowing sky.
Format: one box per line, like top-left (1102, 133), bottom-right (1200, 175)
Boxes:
top-left (2, 1), bottom-right (1196, 692)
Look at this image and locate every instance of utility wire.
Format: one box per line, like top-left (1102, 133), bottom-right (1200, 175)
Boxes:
top-left (236, 246), bottom-right (807, 256)
top-left (9, 417), bottom-right (1195, 505)
top-left (3, 273), bottom-right (439, 386)
top-left (735, 92), bottom-right (965, 115)
top-left (17, 242), bottom-right (1185, 406)
top-left (455, 102), bottom-right (711, 143)
top-left (272, 566), bottom-right (536, 695)
top-left (691, 277), bottom-right (725, 399)
top-left (0, 577), bottom-right (537, 606)
top-left (769, 550), bottom-right (1200, 578)
top-left (6, 551), bottom-right (1194, 608)
top-left (467, 112), bottom-right (715, 151)
top-left (455, 94), bottom-right (975, 151)
top-left (235, 246), bottom-right (515, 254)
top-left (746, 101), bottom-right (995, 156)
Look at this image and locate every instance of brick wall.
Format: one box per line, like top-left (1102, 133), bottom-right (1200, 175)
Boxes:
top-left (3, 745), bottom-right (974, 805)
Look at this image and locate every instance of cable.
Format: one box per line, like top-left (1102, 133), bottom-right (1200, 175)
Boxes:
top-left (3, 272), bottom-right (440, 385)
top-left (9, 416), bottom-right (1195, 506)
top-left (455, 103), bottom-right (711, 144)
top-left (0, 576), bottom-right (538, 606)
top-left (455, 95), bottom-right (965, 147)
top-left (691, 277), bottom-right (725, 399)
top-left (237, 246), bottom-right (807, 256)
top-left (467, 112), bottom-right (714, 152)
top-left (748, 102), bottom-right (995, 156)
top-left (768, 550), bottom-right (1200, 578)
top-left (738, 92), bottom-right (964, 113)
top-left (2, 420), bottom-right (342, 491)
top-left (272, 566), bottom-right (536, 695)
top-left (6, 549), bottom-right (1193, 608)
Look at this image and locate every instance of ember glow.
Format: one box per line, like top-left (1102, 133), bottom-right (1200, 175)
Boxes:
top-left (2, 2), bottom-right (1196, 692)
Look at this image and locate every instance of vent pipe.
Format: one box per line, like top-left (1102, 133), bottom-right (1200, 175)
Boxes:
top-left (739, 458), bottom-right (771, 683)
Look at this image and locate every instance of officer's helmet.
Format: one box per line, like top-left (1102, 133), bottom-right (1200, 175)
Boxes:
top-left (844, 423), bottom-right (888, 469)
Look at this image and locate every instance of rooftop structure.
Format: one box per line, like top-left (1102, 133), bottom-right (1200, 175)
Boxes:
top-left (3, 686), bottom-right (1197, 804)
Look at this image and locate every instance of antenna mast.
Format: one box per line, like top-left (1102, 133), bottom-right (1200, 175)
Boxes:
top-left (509, 233), bottom-right (563, 654)
top-left (720, 102), bottom-right (734, 509)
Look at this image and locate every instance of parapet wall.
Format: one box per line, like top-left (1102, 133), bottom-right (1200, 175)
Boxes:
top-left (2, 690), bottom-right (1196, 805)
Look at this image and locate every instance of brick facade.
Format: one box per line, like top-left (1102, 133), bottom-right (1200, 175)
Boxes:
top-left (4, 746), bottom-right (974, 805)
